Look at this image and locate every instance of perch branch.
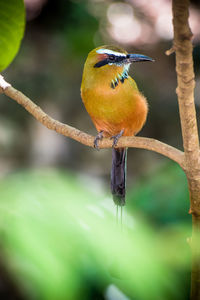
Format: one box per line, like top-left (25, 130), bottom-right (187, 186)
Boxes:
top-left (0, 75), bottom-right (184, 168)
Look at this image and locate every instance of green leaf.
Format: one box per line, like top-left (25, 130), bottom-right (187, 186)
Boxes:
top-left (0, 170), bottom-right (191, 300)
top-left (0, 0), bottom-right (25, 72)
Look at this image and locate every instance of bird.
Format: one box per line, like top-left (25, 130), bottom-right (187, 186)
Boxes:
top-left (81, 45), bottom-right (154, 206)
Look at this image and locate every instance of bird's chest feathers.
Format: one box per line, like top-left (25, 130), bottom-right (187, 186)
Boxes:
top-left (82, 75), bottom-right (139, 121)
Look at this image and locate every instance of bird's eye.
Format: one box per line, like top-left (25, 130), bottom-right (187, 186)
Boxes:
top-left (109, 55), bottom-right (115, 61)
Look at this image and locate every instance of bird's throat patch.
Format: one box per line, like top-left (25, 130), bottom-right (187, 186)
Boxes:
top-left (111, 70), bottom-right (128, 89)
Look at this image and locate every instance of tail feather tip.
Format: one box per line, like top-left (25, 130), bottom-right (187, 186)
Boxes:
top-left (113, 194), bottom-right (125, 206)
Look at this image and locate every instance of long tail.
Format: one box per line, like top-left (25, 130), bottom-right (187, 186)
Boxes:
top-left (111, 147), bottom-right (127, 206)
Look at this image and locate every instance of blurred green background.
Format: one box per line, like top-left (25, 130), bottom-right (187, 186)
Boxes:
top-left (0, 0), bottom-right (200, 299)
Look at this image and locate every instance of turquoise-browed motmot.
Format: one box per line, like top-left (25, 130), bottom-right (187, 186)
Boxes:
top-left (81, 45), bottom-right (154, 206)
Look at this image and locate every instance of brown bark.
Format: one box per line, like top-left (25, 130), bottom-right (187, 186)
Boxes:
top-left (171, 0), bottom-right (200, 298)
top-left (191, 215), bottom-right (200, 300)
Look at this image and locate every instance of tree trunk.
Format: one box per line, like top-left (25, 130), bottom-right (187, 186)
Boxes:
top-left (191, 214), bottom-right (200, 299)
top-left (189, 179), bottom-right (200, 300)
top-left (171, 0), bottom-right (200, 298)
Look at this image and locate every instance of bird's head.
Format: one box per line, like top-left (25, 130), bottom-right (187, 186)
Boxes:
top-left (82, 45), bottom-right (154, 89)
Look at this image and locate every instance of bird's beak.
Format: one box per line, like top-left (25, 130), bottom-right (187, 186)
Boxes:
top-left (127, 54), bottom-right (155, 63)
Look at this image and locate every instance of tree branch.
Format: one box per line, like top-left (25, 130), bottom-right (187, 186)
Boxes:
top-left (171, 1), bottom-right (200, 299)
top-left (172, 0), bottom-right (199, 172)
top-left (0, 75), bottom-right (184, 168)
top-left (172, 0), bottom-right (200, 213)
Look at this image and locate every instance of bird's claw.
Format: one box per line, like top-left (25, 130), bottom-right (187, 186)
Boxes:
top-left (110, 129), bottom-right (124, 148)
top-left (94, 131), bottom-right (104, 150)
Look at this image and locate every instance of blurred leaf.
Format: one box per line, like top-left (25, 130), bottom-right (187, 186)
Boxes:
top-left (0, 170), bottom-right (190, 300)
top-left (0, 0), bottom-right (25, 72)
top-left (62, 1), bottom-right (99, 56)
top-left (128, 163), bottom-right (190, 225)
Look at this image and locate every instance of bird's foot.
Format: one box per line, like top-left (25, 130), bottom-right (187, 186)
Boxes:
top-left (110, 129), bottom-right (124, 148)
top-left (94, 130), bottom-right (104, 149)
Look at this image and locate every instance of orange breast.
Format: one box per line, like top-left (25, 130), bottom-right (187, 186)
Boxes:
top-left (81, 76), bottom-right (148, 137)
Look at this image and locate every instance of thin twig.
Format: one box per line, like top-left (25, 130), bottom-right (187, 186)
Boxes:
top-left (165, 46), bottom-right (175, 56)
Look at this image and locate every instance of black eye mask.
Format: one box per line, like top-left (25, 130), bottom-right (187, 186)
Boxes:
top-left (94, 55), bottom-right (126, 68)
